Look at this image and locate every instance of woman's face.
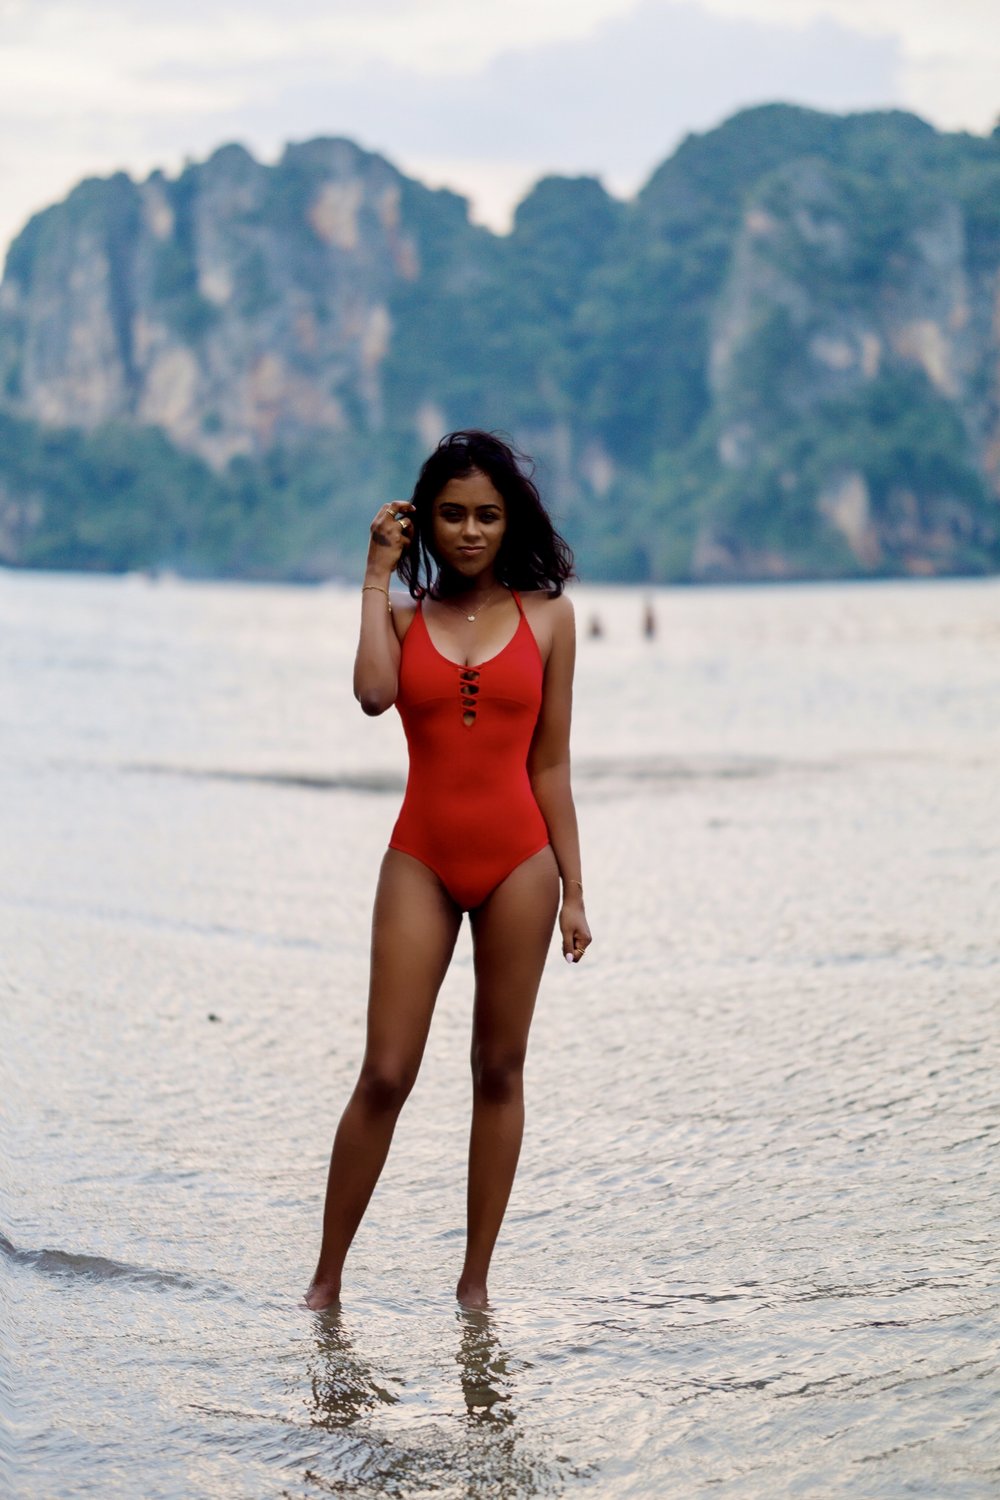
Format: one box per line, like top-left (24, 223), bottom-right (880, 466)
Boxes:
top-left (430, 470), bottom-right (508, 582)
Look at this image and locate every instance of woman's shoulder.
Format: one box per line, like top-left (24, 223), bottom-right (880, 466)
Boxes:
top-left (518, 587), bottom-right (574, 617)
top-left (519, 588), bottom-right (574, 637)
top-left (518, 588), bottom-right (574, 664)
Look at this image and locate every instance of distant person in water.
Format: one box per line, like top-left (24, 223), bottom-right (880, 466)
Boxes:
top-left (305, 430), bottom-right (592, 1311)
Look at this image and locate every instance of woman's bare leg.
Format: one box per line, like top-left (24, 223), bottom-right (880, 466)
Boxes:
top-left (305, 850), bottom-right (461, 1310)
top-left (458, 845), bottom-right (559, 1307)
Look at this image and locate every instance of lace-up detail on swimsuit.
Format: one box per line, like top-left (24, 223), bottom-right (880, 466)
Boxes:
top-left (458, 667), bottom-right (480, 727)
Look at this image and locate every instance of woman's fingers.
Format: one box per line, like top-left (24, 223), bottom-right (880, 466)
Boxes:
top-left (561, 912), bottom-right (592, 964)
top-left (388, 501), bottom-right (415, 534)
top-left (370, 502), bottom-right (415, 558)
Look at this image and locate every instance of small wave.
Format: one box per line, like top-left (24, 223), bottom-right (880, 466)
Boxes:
top-left (0, 890), bottom-right (326, 950)
top-left (116, 753), bottom-right (835, 795)
top-left (574, 753), bottom-right (836, 784)
top-left (0, 1230), bottom-right (228, 1297)
top-left (123, 762), bottom-right (405, 794)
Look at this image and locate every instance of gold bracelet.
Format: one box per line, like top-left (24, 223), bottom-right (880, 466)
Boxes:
top-left (565, 878), bottom-right (584, 893)
top-left (362, 584), bottom-right (392, 612)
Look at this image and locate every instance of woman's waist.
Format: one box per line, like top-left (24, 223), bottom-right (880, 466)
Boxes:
top-left (400, 720), bottom-right (538, 764)
top-left (401, 757), bottom-right (536, 796)
top-left (398, 762), bottom-right (539, 810)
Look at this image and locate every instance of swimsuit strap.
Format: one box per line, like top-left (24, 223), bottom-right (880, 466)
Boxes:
top-left (510, 588), bottom-right (524, 617)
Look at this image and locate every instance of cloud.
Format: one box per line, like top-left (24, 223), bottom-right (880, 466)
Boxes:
top-left (185, 0), bottom-right (902, 215)
top-left (1, 0), bottom-right (639, 79)
top-left (692, 0), bottom-right (1000, 132)
top-left (396, 3), bottom-right (899, 169)
top-left (0, 0), bottom-right (923, 257)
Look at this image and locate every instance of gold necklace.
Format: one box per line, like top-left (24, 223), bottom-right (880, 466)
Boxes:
top-left (435, 585), bottom-right (506, 623)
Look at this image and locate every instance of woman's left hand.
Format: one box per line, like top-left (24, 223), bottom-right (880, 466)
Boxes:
top-left (560, 897), bottom-right (592, 964)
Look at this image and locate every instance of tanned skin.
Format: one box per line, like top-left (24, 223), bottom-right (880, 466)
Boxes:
top-left (304, 472), bottom-right (591, 1311)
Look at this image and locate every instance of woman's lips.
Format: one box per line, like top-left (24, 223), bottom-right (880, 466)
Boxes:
top-left (458, 547), bottom-right (484, 556)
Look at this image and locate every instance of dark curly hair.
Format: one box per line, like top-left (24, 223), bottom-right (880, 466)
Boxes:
top-left (395, 430), bottom-right (575, 599)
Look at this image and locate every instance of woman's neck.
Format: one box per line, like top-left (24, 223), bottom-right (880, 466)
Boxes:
top-left (433, 568), bottom-right (504, 600)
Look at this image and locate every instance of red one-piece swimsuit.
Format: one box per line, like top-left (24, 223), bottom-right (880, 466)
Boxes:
top-left (388, 589), bottom-right (551, 909)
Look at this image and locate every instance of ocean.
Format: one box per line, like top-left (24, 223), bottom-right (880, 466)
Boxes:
top-left (1, 568), bottom-right (997, 1498)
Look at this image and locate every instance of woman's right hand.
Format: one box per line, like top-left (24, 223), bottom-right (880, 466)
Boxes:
top-left (367, 501), bottom-right (415, 575)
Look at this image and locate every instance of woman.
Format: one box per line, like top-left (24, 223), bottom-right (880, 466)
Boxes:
top-left (305, 430), bottom-right (591, 1311)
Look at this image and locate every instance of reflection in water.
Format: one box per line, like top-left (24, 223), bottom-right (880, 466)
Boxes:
top-left (453, 1310), bottom-right (583, 1497)
top-left (456, 1308), bottom-right (515, 1424)
top-left (305, 1308), bottom-right (401, 1430)
top-left (293, 1307), bottom-right (583, 1497)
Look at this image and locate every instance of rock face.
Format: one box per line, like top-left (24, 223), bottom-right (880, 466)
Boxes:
top-left (0, 140), bottom-right (452, 467)
top-left (1, 104), bottom-right (999, 581)
top-left (693, 135), bottom-right (1000, 576)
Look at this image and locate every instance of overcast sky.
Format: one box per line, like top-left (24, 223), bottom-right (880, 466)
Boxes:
top-left (1, 0), bottom-right (998, 258)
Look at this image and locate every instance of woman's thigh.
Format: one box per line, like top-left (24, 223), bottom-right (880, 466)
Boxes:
top-left (364, 849), bottom-right (463, 1076)
top-left (468, 845), bottom-right (560, 1056)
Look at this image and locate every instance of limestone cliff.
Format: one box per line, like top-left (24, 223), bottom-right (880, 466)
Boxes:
top-left (0, 138), bottom-right (480, 468)
top-left (1, 105), bottom-right (999, 582)
top-left (704, 145), bottom-right (1000, 574)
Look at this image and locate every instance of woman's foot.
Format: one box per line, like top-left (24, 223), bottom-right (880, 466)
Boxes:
top-left (303, 1276), bottom-right (342, 1311)
top-left (456, 1276), bottom-right (489, 1310)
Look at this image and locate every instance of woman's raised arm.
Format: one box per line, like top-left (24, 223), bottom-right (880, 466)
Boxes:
top-left (353, 501), bottom-right (415, 715)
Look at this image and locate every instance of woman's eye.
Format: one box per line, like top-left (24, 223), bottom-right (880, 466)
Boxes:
top-left (437, 508), bottom-right (501, 522)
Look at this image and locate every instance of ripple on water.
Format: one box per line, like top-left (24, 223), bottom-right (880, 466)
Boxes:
top-left (2, 573), bottom-right (999, 1498)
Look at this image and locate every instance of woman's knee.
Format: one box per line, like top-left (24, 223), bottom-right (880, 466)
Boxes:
top-left (356, 1059), bottom-right (417, 1115)
top-left (471, 1047), bottom-right (525, 1104)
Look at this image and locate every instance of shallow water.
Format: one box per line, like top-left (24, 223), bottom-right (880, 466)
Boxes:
top-left (1, 570), bottom-right (998, 1498)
